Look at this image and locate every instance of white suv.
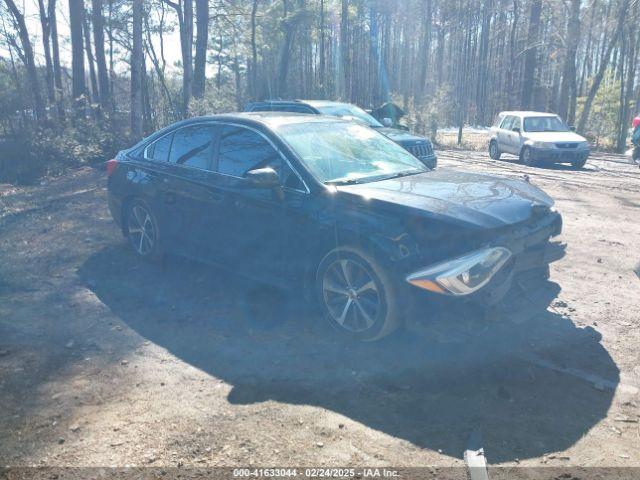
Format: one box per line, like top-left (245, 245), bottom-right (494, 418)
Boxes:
top-left (489, 111), bottom-right (590, 168)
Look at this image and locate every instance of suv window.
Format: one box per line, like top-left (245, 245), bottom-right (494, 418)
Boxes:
top-left (511, 116), bottom-right (522, 130)
top-left (169, 124), bottom-right (215, 169)
top-left (251, 104), bottom-right (313, 114)
top-left (216, 125), bottom-right (305, 191)
top-left (500, 116), bottom-right (515, 130)
top-left (146, 132), bottom-right (174, 161)
top-left (279, 105), bottom-right (314, 114)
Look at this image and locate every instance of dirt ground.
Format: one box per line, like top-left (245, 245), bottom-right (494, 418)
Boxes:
top-left (1, 148), bottom-right (639, 476)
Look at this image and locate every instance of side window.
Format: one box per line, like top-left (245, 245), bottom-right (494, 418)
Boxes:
top-left (169, 124), bottom-right (215, 169)
top-left (217, 125), bottom-right (305, 191)
top-left (282, 105), bottom-right (314, 114)
top-left (512, 117), bottom-right (522, 130)
top-left (500, 116), bottom-right (514, 130)
top-left (146, 132), bottom-right (174, 162)
top-left (217, 126), bottom-right (282, 177)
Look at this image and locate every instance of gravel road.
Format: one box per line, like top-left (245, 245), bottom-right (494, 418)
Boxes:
top-left (1, 150), bottom-right (639, 475)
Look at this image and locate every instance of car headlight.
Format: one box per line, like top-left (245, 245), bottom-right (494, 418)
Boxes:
top-left (578, 141), bottom-right (589, 149)
top-left (406, 247), bottom-right (512, 296)
top-left (531, 141), bottom-right (555, 149)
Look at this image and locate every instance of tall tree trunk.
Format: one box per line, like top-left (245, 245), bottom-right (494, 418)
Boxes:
top-left (36, 0), bottom-right (56, 106)
top-left (278, 3), bottom-right (303, 97)
top-left (83, 13), bottom-right (100, 105)
top-left (558, 0), bottom-right (581, 123)
top-left (92, 0), bottom-right (111, 111)
top-left (520, 0), bottom-right (542, 109)
top-left (162, 0), bottom-right (193, 114)
top-left (182, 0), bottom-right (194, 114)
top-left (69, 0), bottom-right (87, 112)
top-left (340, 0), bottom-right (350, 100)
top-left (475, 0), bottom-right (493, 125)
top-left (616, 9), bottom-right (639, 152)
top-left (577, 0), bottom-right (630, 133)
top-left (417, 0), bottom-right (432, 96)
top-left (3, 0), bottom-right (46, 123)
top-left (318, 0), bottom-right (325, 94)
top-left (507, 0), bottom-right (519, 106)
top-left (250, 0), bottom-right (259, 98)
top-left (48, 0), bottom-right (64, 120)
top-left (192, 0), bottom-right (208, 99)
top-left (131, 0), bottom-right (143, 139)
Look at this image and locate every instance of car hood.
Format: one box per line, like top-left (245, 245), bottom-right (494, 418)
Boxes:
top-left (337, 169), bottom-right (554, 229)
top-left (524, 131), bottom-right (587, 143)
top-left (375, 127), bottom-right (430, 144)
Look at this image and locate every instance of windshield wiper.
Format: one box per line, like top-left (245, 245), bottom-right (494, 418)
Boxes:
top-left (371, 170), bottom-right (424, 181)
top-left (325, 178), bottom-right (362, 186)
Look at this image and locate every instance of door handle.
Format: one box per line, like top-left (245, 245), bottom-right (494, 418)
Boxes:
top-left (165, 192), bottom-right (176, 204)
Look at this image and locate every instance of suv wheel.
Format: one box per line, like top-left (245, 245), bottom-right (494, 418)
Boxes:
top-left (316, 247), bottom-right (402, 341)
top-left (571, 157), bottom-right (587, 169)
top-left (125, 199), bottom-right (161, 260)
top-left (489, 140), bottom-right (501, 160)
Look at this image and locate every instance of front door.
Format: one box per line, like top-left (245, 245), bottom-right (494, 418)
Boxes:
top-left (206, 124), bottom-right (311, 286)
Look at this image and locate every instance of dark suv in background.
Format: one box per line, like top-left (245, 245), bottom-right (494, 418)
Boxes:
top-left (245, 100), bottom-right (437, 169)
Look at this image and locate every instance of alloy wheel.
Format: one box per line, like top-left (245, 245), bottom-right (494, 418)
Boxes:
top-left (322, 259), bottom-right (380, 333)
top-left (128, 204), bottom-right (155, 256)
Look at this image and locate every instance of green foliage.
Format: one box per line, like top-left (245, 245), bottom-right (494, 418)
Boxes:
top-left (576, 73), bottom-right (621, 147)
top-left (0, 118), bottom-right (126, 185)
top-left (405, 86), bottom-right (456, 143)
top-left (188, 83), bottom-right (242, 117)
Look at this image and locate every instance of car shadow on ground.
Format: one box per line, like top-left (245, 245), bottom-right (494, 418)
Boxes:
top-left (494, 155), bottom-right (598, 172)
top-left (77, 245), bottom-right (618, 463)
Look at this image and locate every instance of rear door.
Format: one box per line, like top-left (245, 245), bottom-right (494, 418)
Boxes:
top-left (155, 123), bottom-right (220, 257)
top-left (496, 115), bottom-right (514, 153)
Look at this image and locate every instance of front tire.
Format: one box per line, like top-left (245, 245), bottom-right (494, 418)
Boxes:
top-left (571, 157), bottom-right (587, 169)
top-left (124, 199), bottom-right (162, 260)
top-left (316, 247), bottom-right (402, 341)
top-left (489, 140), bottom-right (501, 160)
top-left (520, 146), bottom-right (537, 166)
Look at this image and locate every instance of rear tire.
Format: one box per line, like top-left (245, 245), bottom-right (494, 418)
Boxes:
top-left (124, 199), bottom-right (162, 261)
top-left (489, 140), bottom-right (501, 160)
top-left (316, 247), bottom-right (403, 341)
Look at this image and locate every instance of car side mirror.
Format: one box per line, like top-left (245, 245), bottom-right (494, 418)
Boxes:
top-left (245, 167), bottom-right (280, 188)
top-left (382, 117), bottom-right (393, 127)
top-left (569, 125), bottom-right (576, 131)
top-left (512, 127), bottom-right (521, 134)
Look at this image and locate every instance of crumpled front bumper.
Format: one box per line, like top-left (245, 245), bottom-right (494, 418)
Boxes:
top-left (406, 211), bottom-right (564, 306)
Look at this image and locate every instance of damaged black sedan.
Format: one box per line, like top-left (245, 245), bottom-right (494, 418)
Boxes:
top-left (107, 113), bottom-right (563, 341)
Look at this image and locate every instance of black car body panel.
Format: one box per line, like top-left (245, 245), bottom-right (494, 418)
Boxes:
top-left (244, 100), bottom-right (437, 169)
top-left (108, 113), bottom-right (562, 309)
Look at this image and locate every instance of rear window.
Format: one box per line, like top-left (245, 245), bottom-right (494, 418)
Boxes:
top-left (169, 124), bottom-right (215, 169)
top-left (145, 132), bottom-right (174, 162)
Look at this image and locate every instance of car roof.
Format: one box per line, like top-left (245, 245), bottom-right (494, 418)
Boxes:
top-left (248, 99), bottom-right (353, 108)
top-left (299, 100), bottom-right (350, 108)
top-left (499, 111), bottom-right (559, 118)
top-left (190, 111), bottom-right (349, 129)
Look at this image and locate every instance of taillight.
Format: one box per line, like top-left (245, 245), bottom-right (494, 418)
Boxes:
top-left (106, 159), bottom-right (118, 176)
